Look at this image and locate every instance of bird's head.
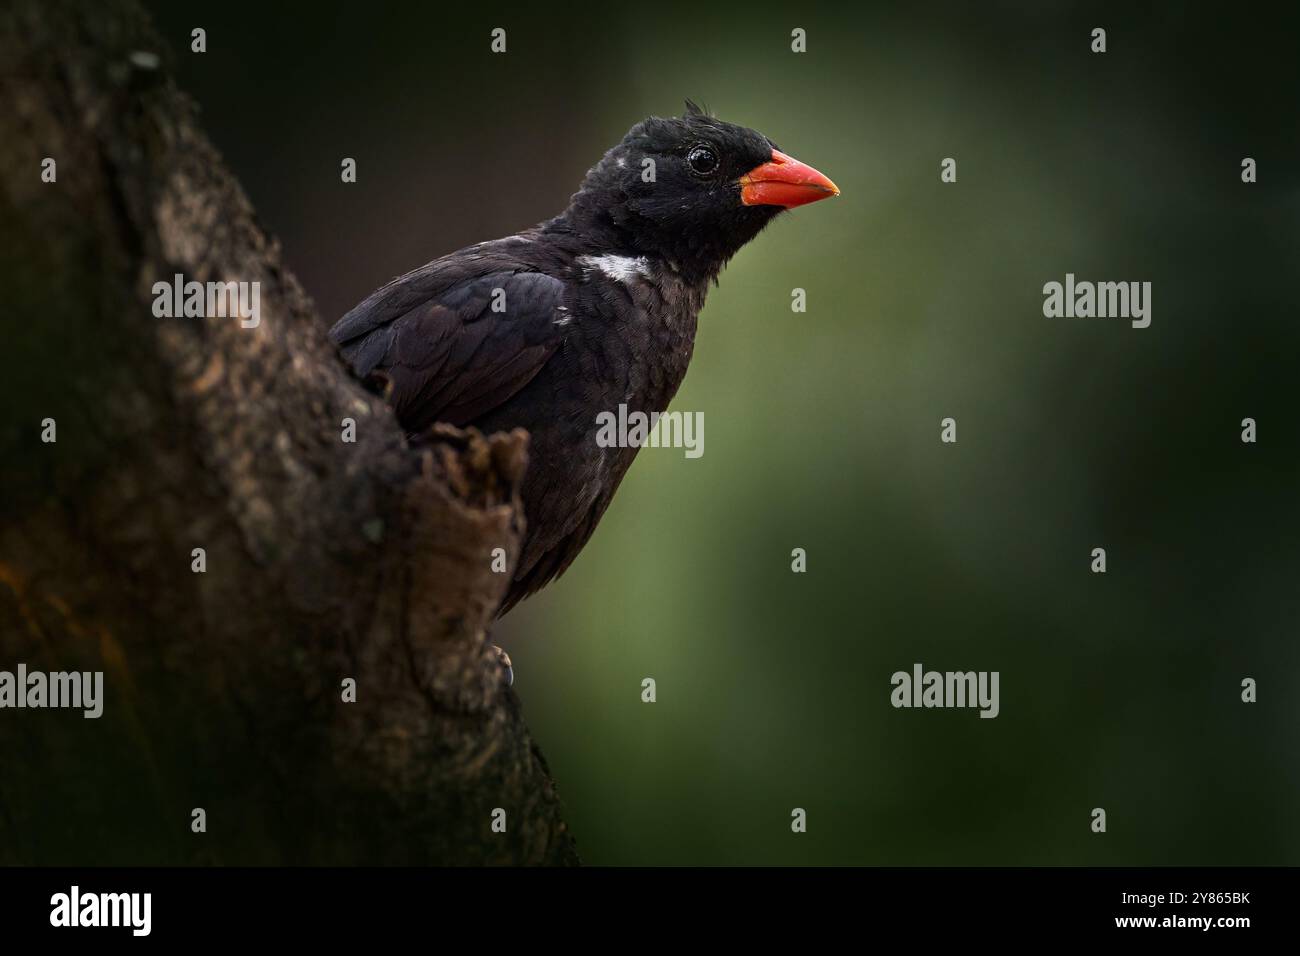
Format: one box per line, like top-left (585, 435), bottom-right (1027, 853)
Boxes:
top-left (564, 101), bottom-right (839, 284)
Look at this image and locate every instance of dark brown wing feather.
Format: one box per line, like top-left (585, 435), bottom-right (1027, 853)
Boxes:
top-left (331, 256), bottom-right (566, 434)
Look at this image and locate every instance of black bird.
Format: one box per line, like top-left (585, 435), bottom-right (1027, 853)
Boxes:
top-left (331, 102), bottom-right (838, 620)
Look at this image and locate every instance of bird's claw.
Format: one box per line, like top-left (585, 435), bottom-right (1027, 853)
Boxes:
top-left (492, 644), bottom-right (514, 687)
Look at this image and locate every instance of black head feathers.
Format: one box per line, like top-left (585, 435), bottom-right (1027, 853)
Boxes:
top-left (563, 109), bottom-right (786, 283)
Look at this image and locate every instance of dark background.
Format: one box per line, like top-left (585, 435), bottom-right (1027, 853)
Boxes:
top-left (142, 0), bottom-right (1300, 864)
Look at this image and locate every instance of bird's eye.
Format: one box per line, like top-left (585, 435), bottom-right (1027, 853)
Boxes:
top-left (687, 145), bottom-right (718, 175)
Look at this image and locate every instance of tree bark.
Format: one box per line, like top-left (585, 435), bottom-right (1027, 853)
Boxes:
top-left (0, 0), bottom-right (577, 865)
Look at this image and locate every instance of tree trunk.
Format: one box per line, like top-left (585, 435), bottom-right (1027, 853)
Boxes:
top-left (0, 0), bottom-right (577, 865)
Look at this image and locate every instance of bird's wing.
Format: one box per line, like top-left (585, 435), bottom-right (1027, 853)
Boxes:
top-left (330, 255), bottom-right (566, 432)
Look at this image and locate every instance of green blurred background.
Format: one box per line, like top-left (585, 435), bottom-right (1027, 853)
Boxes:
top-left (148, 0), bottom-right (1300, 864)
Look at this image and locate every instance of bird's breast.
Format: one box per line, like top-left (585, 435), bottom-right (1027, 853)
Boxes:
top-left (583, 263), bottom-right (702, 407)
top-left (483, 259), bottom-right (709, 599)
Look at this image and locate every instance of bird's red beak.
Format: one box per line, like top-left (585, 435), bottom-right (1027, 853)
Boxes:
top-left (739, 149), bottom-right (840, 208)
